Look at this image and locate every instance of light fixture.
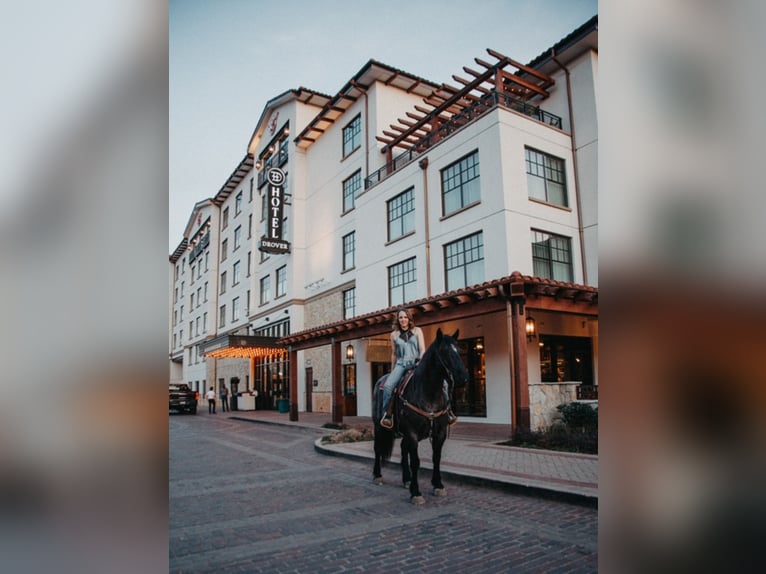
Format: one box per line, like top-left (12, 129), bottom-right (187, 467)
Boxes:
top-left (346, 344), bottom-right (355, 361)
top-left (525, 315), bottom-right (537, 341)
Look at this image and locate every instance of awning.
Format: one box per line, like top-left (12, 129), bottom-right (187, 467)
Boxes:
top-left (198, 335), bottom-right (286, 359)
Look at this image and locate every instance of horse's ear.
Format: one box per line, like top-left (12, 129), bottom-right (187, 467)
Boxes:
top-left (436, 328), bottom-right (443, 341)
top-left (452, 329), bottom-right (460, 341)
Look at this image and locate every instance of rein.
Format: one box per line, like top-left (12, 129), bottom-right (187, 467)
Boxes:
top-left (399, 345), bottom-right (454, 429)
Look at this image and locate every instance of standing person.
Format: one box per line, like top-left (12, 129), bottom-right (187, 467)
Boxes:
top-left (206, 386), bottom-right (216, 414)
top-left (379, 308), bottom-right (426, 429)
top-left (219, 383), bottom-right (229, 412)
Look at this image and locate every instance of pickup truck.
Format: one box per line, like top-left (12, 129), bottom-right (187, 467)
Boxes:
top-left (169, 383), bottom-right (197, 414)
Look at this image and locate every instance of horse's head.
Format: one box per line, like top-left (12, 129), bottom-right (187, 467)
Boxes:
top-left (434, 328), bottom-right (469, 390)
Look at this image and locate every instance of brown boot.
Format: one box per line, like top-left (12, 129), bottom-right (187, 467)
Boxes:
top-left (380, 401), bottom-right (394, 429)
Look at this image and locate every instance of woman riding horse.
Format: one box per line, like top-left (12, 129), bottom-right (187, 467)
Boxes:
top-left (379, 308), bottom-right (456, 429)
top-left (373, 327), bottom-right (468, 503)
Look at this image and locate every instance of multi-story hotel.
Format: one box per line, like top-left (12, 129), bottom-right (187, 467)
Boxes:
top-left (170, 16), bottom-right (598, 433)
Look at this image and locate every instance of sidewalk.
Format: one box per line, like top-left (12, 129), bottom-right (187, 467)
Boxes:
top-left (224, 408), bottom-right (598, 505)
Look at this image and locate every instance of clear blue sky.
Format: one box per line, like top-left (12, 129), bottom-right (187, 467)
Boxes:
top-left (169, 0), bottom-right (597, 250)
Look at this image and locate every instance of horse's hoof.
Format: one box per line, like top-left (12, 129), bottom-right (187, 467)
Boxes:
top-left (411, 495), bottom-right (426, 505)
top-left (373, 477), bottom-right (383, 485)
top-left (433, 488), bottom-right (447, 497)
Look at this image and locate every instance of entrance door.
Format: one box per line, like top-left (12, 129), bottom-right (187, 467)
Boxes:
top-left (343, 364), bottom-right (357, 416)
top-left (305, 367), bottom-right (313, 413)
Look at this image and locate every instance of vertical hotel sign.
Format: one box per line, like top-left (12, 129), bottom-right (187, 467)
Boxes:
top-left (259, 167), bottom-right (291, 254)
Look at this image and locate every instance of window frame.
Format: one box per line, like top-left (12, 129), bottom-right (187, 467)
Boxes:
top-left (342, 114), bottom-right (362, 158)
top-left (342, 231), bottom-right (355, 272)
top-left (441, 150), bottom-right (481, 216)
top-left (444, 231), bottom-right (484, 291)
top-left (342, 170), bottom-right (362, 213)
top-left (387, 187), bottom-right (415, 242)
top-left (387, 257), bottom-right (417, 307)
top-left (531, 229), bottom-right (573, 282)
top-left (525, 147), bottom-right (568, 207)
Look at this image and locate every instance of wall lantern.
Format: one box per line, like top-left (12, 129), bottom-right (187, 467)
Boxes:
top-left (525, 315), bottom-right (537, 341)
top-left (346, 344), bottom-right (355, 361)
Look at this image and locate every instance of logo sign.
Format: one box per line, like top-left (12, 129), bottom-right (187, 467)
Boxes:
top-left (259, 168), bottom-right (291, 254)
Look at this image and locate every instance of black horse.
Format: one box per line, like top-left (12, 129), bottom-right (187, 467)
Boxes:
top-left (372, 328), bottom-right (469, 504)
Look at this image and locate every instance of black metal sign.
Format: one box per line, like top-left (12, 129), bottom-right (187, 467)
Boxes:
top-left (259, 168), bottom-right (290, 254)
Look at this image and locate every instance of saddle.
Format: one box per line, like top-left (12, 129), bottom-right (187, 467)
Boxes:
top-left (378, 367), bottom-right (415, 419)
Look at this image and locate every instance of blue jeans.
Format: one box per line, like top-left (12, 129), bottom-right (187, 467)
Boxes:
top-left (382, 360), bottom-right (415, 414)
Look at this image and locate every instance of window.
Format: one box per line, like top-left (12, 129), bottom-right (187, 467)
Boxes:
top-left (232, 297), bottom-right (240, 321)
top-left (342, 232), bottom-right (355, 271)
top-left (531, 230), bottom-right (573, 282)
top-left (235, 191), bottom-right (243, 215)
top-left (203, 312), bottom-right (207, 333)
top-left (247, 251), bottom-right (252, 277)
top-left (441, 151), bottom-right (480, 215)
top-left (180, 305), bottom-right (184, 320)
top-left (219, 305), bottom-right (226, 327)
top-left (246, 290), bottom-right (250, 315)
top-left (387, 187), bottom-right (415, 241)
top-left (388, 257), bottom-right (417, 307)
top-left (232, 261), bottom-right (240, 285)
top-left (539, 335), bottom-right (593, 386)
top-left (260, 191), bottom-right (267, 222)
top-left (444, 231), bottom-right (484, 290)
top-left (342, 114), bottom-right (361, 157)
top-left (525, 147), bottom-right (567, 206)
top-left (220, 271), bottom-right (227, 294)
top-left (196, 287), bottom-right (201, 307)
top-left (343, 287), bottom-right (356, 319)
top-left (221, 239), bottom-right (228, 261)
top-left (234, 226), bottom-right (242, 250)
top-left (205, 251), bottom-right (209, 271)
top-left (190, 293), bottom-right (194, 308)
top-left (222, 206), bottom-right (229, 229)
top-left (195, 316), bottom-right (200, 336)
top-left (342, 170), bottom-right (362, 213)
top-left (453, 337), bottom-right (487, 417)
top-left (248, 214), bottom-right (252, 238)
top-left (249, 177), bottom-right (254, 202)
top-left (276, 265), bottom-right (286, 298)
top-left (174, 287), bottom-right (178, 304)
top-left (260, 275), bottom-right (271, 305)
top-left (204, 281), bottom-right (208, 302)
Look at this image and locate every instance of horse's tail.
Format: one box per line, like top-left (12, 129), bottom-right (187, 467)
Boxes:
top-left (375, 424), bottom-right (396, 462)
top-left (372, 375), bottom-right (395, 463)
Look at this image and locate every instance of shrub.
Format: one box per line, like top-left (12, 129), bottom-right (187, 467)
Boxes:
top-left (557, 402), bottom-right (598, 431)
top-left (503, 402), bottom-right (598, 454)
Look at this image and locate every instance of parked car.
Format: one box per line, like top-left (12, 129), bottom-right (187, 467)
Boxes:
top-left (169, 383), bottom-right (197, 414)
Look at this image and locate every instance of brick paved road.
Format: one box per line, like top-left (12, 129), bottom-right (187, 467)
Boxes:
top-left (170, 414), bottom-right (597, 573)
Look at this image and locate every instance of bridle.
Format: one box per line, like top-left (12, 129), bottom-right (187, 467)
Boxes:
top-left (399, 343), bottom-right (456, 425)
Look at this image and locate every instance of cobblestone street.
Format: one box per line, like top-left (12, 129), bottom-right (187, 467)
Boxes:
top-left (170, 414), bottom-right (597, 573)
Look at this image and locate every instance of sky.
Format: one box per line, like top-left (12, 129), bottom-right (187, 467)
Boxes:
top-left (169, 0), bottom-right (598, 250)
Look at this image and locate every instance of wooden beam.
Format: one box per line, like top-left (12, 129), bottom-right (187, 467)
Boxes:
top-left (487, 48), bottom-right (555, 85)
top-left (498, 69), bottom-right (549, 98)
top-left (453, 74), bottom-right (491, 94)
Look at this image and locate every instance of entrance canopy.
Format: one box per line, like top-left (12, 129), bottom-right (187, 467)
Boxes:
top-left (199, 334), bottom-right (285, 359)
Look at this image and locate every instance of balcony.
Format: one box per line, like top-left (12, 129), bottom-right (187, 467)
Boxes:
top-left (365, 90), bottom-right (562, 190)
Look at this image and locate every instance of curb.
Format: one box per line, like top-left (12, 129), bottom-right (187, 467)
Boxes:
top-left (313, 438), bottom-right (597, 508)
